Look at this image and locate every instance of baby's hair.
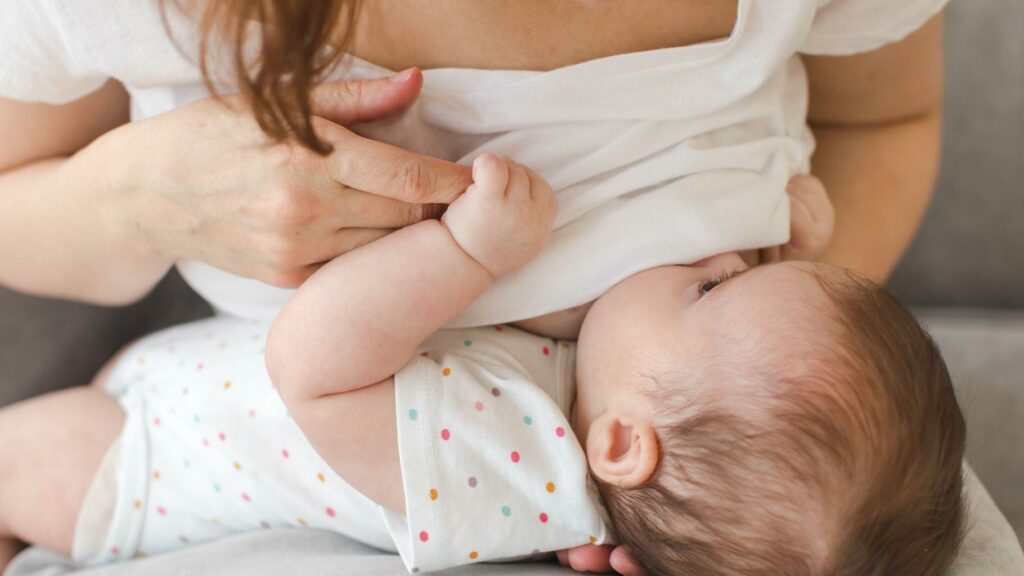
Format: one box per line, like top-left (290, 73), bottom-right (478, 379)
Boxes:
top-left (599, 266), bottom-right (966, 576)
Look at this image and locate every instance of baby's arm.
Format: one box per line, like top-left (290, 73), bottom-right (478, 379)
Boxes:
top-left (266, 154), bottom-right (556, 511)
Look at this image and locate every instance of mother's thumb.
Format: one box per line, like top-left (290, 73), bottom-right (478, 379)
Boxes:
top-left (310, 67), bottom-right (423, 126)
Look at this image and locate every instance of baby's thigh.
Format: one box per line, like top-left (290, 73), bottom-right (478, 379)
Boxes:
top-left (0, 387), bottom-right (123, 554)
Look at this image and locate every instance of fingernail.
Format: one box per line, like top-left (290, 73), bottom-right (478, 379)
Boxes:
top-left (389, 67), bottom-right (416, 84)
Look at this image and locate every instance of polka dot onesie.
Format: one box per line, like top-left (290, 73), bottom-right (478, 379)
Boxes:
top-left (72, 315), bottom-right (610, 574)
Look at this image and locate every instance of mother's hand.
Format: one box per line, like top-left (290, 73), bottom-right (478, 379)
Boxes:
top-left (556, 544), bottom-right (644, 575)
top-left (103, 68), bottom-right (472, 288)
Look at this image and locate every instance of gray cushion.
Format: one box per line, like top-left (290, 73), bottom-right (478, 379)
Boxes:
top-left (888, 0), bottom-right (1024, 308)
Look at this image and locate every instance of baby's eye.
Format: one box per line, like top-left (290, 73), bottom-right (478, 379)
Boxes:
top-left (698, 279), bottom-right (721, 298)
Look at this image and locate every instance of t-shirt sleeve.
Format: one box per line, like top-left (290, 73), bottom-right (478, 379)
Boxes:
top-left (381, 352), bottom-right (610, 574)
top-left (0, 0), bottom-right (109, 103)
top-left (800, 0), bottom-right (950, 56)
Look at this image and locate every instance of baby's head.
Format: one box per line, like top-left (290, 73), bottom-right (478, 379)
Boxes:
top-left (573, 254), bottom-right (966, 575)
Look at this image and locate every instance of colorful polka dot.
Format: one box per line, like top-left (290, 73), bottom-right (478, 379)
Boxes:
top-left (218, 432), bottom-right (227, 442)
top-left (196, 363), bottom-right (204, 371)
top-left (492, 387), bottom-right (501, 397)
top-left (542, 346), bottom-right (550, 356)
top-left (474, 401), bottom-right (484, 412)
top-left (297, 518), bottom-right (308, 527)
top-left (442, 367), bottom-right (452, 377)
top-left (441, 428), bottom-right (451, 441)
top-left (259, 520), bottom-right (270, 529)
top-left (111, 546), bottom-right (120, 556)
top-left (429, 488), bottom-right (439, 501)
top-left (546, 482), bottom-right (556, 493)
top-left (464, 340), bottom-right (473, 347)
top-left (153, 417), bottom-right (161, 426)
top-left (157, 506), bottom-right (167, 516)
top-left (248, 409), bottom-right (256, 418)
top-left (589, 536), bottom-right (597, 544)
top-left (223, 380), bottom-right (232, 389)
top-left (511, 451), bottom-right (521, 463)
top-left (539, 512), bottom-right (549, 523)
top-left (494, 326), bottom-right (504, 332)
top-left (419, 531), bottom-right (429, 542)
top-left (153, 470), bottom-right (161, 480)
top-left (409, 409), bottom-right (418, 421)
top-left (213, 484), bottom-right (221, 492)
top-left (326, 507), bottom-right (336, 518)
top-left (317, 472), bottom-right (325, 483)
top-left (556, 426), bottom-right (566, 438)
top-left (524, 416), bottom-right (533, 426)
top-left (501, 505), bottom-right (512, 517)
top-left (469, 551), bottom-right (479, 560)
top-left (233, 461), bottom-right (242, 471)
top-left (468, 476), bottom-right (478, 488)
top-left (279, 449), bottom-right (289, 459)
top-left (241, 492), bottom-right (252, 503)
top-left (133, 499), bottom-right (142, 510)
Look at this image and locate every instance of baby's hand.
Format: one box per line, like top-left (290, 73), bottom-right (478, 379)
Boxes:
top-left (761, 174), bottom-right (835, 263)
top-left (442, 154), bottom-right (557, 278)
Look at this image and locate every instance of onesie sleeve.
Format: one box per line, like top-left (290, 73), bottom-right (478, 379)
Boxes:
top-left (800, 0), bottom-right (950, 56)
top-left (380, 352), bottom-right (610, 574)
top-left (0, 0), bottom-right (109, 103)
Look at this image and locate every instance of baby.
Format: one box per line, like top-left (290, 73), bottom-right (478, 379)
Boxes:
top-left (0, 155), bottom-right (965, 576)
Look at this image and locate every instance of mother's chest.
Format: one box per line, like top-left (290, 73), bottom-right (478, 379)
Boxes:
top-left (347, 0), bottom-right (739, 72)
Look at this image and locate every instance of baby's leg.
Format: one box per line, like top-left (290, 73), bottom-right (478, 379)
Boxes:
top-left (0, 387), bottom-right (123, 569)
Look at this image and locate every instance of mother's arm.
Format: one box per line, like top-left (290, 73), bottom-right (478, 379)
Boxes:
top-left (0, 69), bottom-right (473, 306)
top-left (0, 80), bottom-right (165, 305)
top-left (806, 14), bottom-right (945, 282)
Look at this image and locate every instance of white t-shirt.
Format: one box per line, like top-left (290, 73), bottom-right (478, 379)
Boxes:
top-left (0, 0), bottom-right (949, 325)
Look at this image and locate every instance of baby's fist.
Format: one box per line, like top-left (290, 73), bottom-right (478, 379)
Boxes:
top-left (761, 175), bottom-right (835, 264)
top-left (442, 154), bottom-right (558, 278)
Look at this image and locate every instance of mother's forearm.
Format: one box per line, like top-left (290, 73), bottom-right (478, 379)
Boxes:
top-left (810, 108), bottom-right (942, 283)
top-left (0, 140), bottom-right (173, 306)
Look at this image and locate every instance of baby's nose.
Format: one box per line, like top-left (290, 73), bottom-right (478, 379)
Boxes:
top-left (693, 251), bottom-right (747, 274)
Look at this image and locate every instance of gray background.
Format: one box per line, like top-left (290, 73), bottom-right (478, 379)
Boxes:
top-left (1, 0), bottom-right (1022, 572)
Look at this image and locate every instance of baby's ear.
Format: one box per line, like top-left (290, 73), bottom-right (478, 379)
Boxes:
top-left (586, 412), bottom-right (660, 489)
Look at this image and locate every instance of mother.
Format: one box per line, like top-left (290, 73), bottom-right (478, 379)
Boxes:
top-left (0, 0), bottom-right (945, 573)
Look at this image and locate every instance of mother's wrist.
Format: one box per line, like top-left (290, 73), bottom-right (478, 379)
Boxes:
top-left (69, 126), bottom-right (174, 266)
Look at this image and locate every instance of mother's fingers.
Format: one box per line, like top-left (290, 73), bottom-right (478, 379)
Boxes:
top-left (609, 546), bottom-right (644, 576)
top-left (318, 124), bottom-right (473, 205)
top-left (309, 68), bottom-right (424, 126)
top-left (327, 186), bottom-right (446, 229)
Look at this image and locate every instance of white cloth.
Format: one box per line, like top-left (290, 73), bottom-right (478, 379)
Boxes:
top-left (382, 327), bottom-right (609, 574)
top-left (0, 0), bottom-right (949, 325)
top-left (72, 315), bottom-right (605, 574)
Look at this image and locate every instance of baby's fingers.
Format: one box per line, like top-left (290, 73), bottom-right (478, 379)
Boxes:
top-left (503, 159), bottom-right (533, 202)
top-left (787, 175), bottom-right (834, 227)
top-left (471, 154), bottom-right (510, 197)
